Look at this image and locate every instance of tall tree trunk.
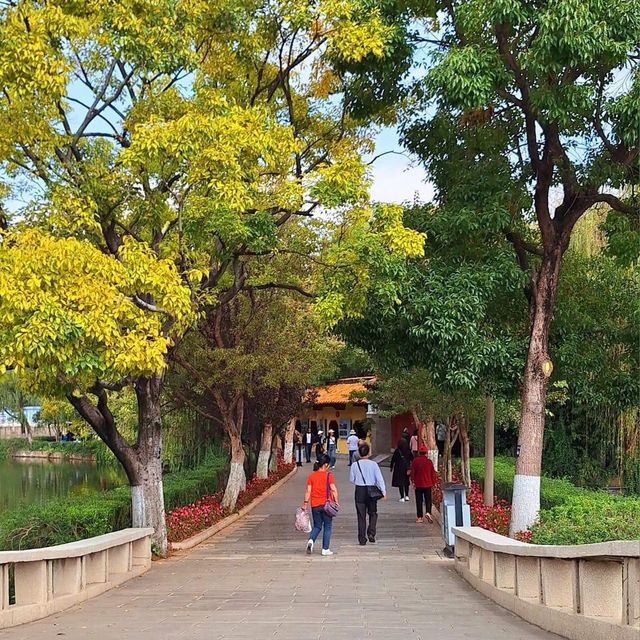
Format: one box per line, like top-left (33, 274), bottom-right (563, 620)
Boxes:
top-left (283, 416), bottom-right (295, 463)
top-left (257, 421), bottom-right (272, 479)
top-left (510, 248), bottom-right (563, 535)
top-left (412, 410), bottom-right (438, 468)
top-left (484, 396), bottom-right (495, 506)
top-left (131, 376), bottom-right (167, 554)
top-left (458, 413), bottom-right (471, 488)
top-left (222, 395), bottom-right (246, 510)
top-left (268, 429), bottom-right (280, 473)
top-left (21, 417), bottom-right (33, 445)
top-left (68, 374), bottom-right (169, 555)
top-left (443, 416), bottom-right (459, 483)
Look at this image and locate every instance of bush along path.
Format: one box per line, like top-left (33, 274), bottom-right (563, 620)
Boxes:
top-left (469, 457), bottom-right (640, 545)
top-left (166, 458), bottom-right (295, 544)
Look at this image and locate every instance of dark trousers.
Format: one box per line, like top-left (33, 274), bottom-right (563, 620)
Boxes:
top-left (295, 443), bottom-right (303, 466)
top-left (398, 480), bottom-right (410, 499)
top-left (348, 450), bottom-right (356, 465)
top-left (355, 485), bottom-right (378, 543)
top-left (304, 443), bottom-right (312, 462)
top-left (415, 487), bottom-right (432, 518)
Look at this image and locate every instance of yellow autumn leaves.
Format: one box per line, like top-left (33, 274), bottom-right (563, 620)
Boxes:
top-left (0, 230), bottom-right (194, 390)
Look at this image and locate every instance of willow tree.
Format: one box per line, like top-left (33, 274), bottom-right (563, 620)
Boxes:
top-left (0, 0), bottom-right (423, 548)
top-left (401, 0), bottom-right (639, 532)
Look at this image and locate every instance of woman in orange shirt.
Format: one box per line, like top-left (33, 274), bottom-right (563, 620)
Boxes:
top-left (302, 454), bottom-right (339, 556)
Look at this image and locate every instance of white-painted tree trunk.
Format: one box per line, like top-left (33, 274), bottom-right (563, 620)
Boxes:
top-left (256, 450), bottom-right (270, 479)
top-left (223, 460), bottom-right (246, 510)
top-left (510, 474), bottom-right (541, 535)
top-left (427, 449), bottom-right (438, 471)
top-left (256, 422), bottom-right (272, 479)
top-left (131, 463), bottom-right (167, 555)
top-left (283, 417), bottom-right (295, 464)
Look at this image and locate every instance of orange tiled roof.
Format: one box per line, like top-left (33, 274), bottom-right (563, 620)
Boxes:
top-left (311, 377), bottom-right (374, 406)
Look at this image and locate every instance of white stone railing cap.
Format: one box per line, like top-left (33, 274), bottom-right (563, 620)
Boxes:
top-left (453, 526), bottom-right (640, 559)
top-left (0, 527), bottom-right (153, 563)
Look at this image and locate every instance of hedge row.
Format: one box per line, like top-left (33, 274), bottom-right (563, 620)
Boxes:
top-left (0, 452), bottom-right (228, 550)
top-left (0, 437), bottom-right (117, 466)
top-left (469, 457), bottom-right (640, 545)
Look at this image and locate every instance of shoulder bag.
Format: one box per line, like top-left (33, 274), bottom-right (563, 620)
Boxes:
top-left (323, 472), bottom-right (340, 517)
top-left (356, 460), bottom-right (384, 500)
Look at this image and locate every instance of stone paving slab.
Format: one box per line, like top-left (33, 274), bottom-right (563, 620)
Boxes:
top-left (1, 455), bottom-right (560, 639)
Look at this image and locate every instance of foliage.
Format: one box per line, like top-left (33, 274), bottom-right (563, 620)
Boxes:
top-left (340, 204), bottom-right (527, 394)
top-left (0, 449), bottom-right (227, 550)
top-left (530, 498), bottom-right (640, 545)
top-left (469, 457), bottom-right (640, 544)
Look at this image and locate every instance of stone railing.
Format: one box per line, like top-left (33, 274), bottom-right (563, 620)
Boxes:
top-left (0, 528), bottom-right (153, 629)
top-left (453, 526), bottom-right (640, 640)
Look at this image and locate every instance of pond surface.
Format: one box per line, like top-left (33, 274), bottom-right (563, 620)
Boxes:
top-left (0, 456), bottom-right (125, 511)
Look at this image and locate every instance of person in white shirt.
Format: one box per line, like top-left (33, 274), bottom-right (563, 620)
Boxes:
top-left (304, 427), bottom-right (312, 463)
top-left (347, 429), bottom-right (359, 466)
top-left (349, 443), bottom-right (386, 545)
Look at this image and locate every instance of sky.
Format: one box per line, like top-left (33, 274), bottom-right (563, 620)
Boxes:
top-left (369, 127), bottom-right (435, 205)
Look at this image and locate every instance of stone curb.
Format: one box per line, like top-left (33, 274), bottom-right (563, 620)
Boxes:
top-left (170, 466), bottom-right (298, 551)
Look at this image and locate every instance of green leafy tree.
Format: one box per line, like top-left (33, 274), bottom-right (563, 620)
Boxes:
top-left (0, 0), bottom-right (423, 551)
top-left (400, 0), bottom-right (639, 532)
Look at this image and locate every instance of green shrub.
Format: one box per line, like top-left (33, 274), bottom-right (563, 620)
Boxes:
top-left (530, 498), bottom-right (640, 545)
top-left (470, 456), bottom-right (640, 544)
top-left (0, 451), bottom-right (228, 550)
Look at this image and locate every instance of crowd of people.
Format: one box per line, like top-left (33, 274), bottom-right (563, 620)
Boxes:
top-left (300, 428), bottom-right (438, 555)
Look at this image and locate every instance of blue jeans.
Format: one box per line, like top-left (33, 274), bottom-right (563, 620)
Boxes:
top-left (310, 506), bottom-right (333, 550)
top-left (328, 445), bottom-right (336, 467)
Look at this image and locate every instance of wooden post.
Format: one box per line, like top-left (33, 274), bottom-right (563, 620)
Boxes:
top-left (484, 396), bottom-right (495, 507)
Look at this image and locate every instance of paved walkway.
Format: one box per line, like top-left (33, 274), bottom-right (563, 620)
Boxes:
top-left (2, 456), bottom-right (559, 640)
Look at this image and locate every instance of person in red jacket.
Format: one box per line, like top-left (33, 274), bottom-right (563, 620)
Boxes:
top-left (409, 445), bottom-right (438, 523)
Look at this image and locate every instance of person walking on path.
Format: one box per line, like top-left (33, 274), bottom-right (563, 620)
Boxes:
top-left (390, 437), bottom-right (413, 502)
top-left (294, 429), bottom-right (303, 467)
top-left (409, 428), bottom-right (419, 458)
top-left (302, 454), bottom-right (339, 556)
top-left (410, 444), bottom-right (438, 523)
top-left (349, 443), bottom-right (386, 545)
top-left (347, 429), bottom-right (359, 466)
top-left (304, 427), bottom-right (313, 463)
top-left (327, 429), bottom-right (337, 469)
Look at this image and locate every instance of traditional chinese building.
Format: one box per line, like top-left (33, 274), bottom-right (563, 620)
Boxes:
top-left (296, 377), bottom-right (416, 455)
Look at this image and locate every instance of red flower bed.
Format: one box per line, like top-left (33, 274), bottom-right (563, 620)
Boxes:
top-left (167, 458), bottom-right (295, 543)
top-left (466, 480), bottom-right (511, 536)
top-left (433, 468), bottom-right (531, 540)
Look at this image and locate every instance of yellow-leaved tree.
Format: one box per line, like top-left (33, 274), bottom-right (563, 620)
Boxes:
top-left (0, 0), bottom-right (423, 552)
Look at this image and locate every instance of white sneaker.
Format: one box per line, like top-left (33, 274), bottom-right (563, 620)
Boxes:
top-left (321, 549), bottom-right (334, 556)
top-left (306, 540), bottom-right (313, 554)
top-left (404, 496), bottom-right (410, 501)
top-left (399, 498), bottom-right (405, 502)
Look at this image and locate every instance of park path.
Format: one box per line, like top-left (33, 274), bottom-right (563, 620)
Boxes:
top-left (2, 456), bottom-right (559, 640)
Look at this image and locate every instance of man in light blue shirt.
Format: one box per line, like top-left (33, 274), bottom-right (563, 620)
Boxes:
top-left (347, 429), bottom-right (359, 466)
top-left (349, 443), bottom-right (386, 545)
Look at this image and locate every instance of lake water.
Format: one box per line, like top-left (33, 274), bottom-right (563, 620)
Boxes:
top-left (0, 457), bottom-right (125, 511)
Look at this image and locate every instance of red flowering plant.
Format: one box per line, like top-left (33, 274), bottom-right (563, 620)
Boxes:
top-left (466, 481), bottom-right (512, 536)
top-left (166, 457), bottom-right (295, 543)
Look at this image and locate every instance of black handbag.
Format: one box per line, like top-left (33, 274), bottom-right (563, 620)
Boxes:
top-left (356, 461), bottom-right (384, 500)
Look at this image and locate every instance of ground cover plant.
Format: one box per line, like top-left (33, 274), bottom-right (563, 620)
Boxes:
top-left (469, 457), bottom-right (640, 544)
